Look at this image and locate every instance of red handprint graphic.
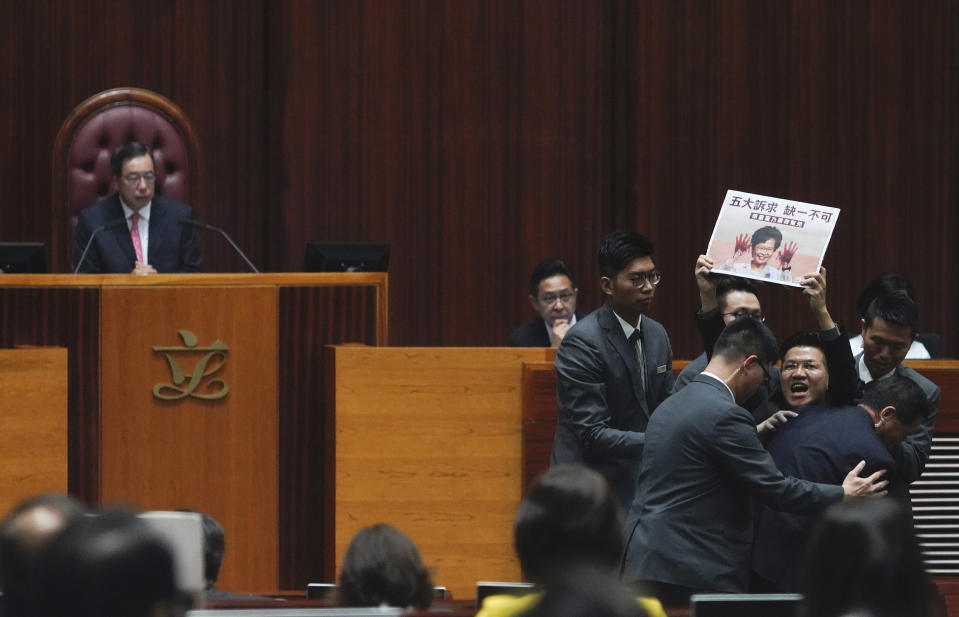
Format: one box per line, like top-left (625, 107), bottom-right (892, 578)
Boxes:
top-left (778, 241), bottom-right (798, 268)
top-left (733, 233), bottom-right (751, 258)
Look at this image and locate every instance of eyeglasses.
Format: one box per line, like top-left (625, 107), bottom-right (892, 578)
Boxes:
top-left (620, 270), bottom-right (662, 288)
top-left (539, 291), bottom-right (575, 304)
top-left (722, 309), bottom-right (765, 322)
top-left (757, 361), bottom-right (771, 385)
top-left (782, 360), bottom-right (823, 373)
top-left (121, 172), bottom-right (157, 185)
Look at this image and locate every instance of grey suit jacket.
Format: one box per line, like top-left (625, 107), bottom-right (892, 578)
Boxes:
top-left (622, 374), bottom-right (843, 593)
top-left (550, 303), bottom-right (675, 510)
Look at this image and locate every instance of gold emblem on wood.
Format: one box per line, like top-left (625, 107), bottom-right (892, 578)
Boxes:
top-left (152, 330), bottom-right (230, 400)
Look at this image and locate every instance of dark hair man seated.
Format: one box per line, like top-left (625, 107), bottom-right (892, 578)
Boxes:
top-left (74, 141), bottom-right (203, 274)
top-left (623, 317), bottom-right (886, 604)
top-left (751, 375), bottom-right (928, 592)
top-left (509, 259), bottom-right (579, 347)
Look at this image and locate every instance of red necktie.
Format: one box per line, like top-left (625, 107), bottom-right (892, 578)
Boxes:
top-left (130, 213), bottom-right (145, 263)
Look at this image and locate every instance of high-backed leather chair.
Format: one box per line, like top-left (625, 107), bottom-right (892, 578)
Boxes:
top-left (52, 88), bottom-right (201, 272)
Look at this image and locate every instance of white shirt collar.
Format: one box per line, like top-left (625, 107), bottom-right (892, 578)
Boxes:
top-left (119, 198), bottom-right (151, 222)
top-left (857, 353), bottom-right (896, 383)
top-left (612, 310), bottom-right (642, 341)
top-left (701, 370), bottom-right (735, 400)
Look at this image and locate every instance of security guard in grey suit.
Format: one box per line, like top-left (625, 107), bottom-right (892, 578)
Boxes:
top-left (622, 317), bottom-right (888, 603)
top-left (550, 231), bottom-right (674, 512)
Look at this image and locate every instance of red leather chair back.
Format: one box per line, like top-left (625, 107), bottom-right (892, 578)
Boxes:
top-left (53, 88), bottom-right (201, 272)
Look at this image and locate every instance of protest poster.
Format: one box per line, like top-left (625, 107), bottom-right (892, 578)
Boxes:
top-left (706, 190), bottom-right (840, 288)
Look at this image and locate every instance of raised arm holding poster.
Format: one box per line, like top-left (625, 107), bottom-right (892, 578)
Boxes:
top-left (706, 190), bottom-right (840, 288)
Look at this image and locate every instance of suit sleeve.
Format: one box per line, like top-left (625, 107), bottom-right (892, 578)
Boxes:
top-left (894, 379), bottom-right (940, 483)
top-left (711, 408), bottom-right (844, 513)
top-left (697, 308), bottom-right (725, 362)
top-left (73, 211), bottom-right (103, 274)
top-left (555, 329), bottom-right (644, 458)
top-left (177, 210), bottom-right (204, 273)
top-left (821, 325), bottom-right (859, 406)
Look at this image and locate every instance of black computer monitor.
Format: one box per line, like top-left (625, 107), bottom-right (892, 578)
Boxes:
top-left (303, 242), bottom-right (390, 273)
top-left (0, 242), bottom-right (46, 273)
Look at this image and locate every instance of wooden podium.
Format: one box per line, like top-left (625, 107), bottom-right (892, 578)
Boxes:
top-left (0, 273), bottom-right (387, 592)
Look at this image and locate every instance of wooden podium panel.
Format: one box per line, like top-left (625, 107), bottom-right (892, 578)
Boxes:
top-left (1, 273), bottom-right (387, 591)
top-left (100, 286), bottom-right (278, 591)
top-left (0, 348), bottom-right (68, 513)
top-left (331, 346), bottom-right (551, 600)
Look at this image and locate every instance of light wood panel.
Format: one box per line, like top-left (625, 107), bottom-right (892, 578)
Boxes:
top-left (99, 286), bottom-right (278, 592)
top-left (332, 346), bottom-right (551, 600)
top-left (0, 348), bottom-right (68, 513)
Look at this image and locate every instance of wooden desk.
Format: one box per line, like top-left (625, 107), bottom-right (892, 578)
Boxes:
top-left (0, 273), bottom-right (386, 591)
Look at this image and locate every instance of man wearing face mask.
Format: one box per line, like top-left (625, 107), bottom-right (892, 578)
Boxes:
top-left (750, 375), bottom-right (928, 592)
top-left (509, 259), bottom-right (579, 347)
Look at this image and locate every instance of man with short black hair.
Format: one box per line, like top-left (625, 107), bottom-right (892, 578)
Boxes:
top-left (857, 291), bottom-right (940, 483)
top-left (74, 141), bottom-right (203, 274)
top-left (751, 375), bottom-right (929, 591)
top-left (622, 317), bottom-right (886, 602)
top-left (550, 231), bottom-right (674, 511)
top-left (509, 259), bottom-right (579, 347)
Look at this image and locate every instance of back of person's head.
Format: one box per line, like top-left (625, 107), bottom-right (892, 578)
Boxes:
top-left (518, 567), bottom-right (648, 617)
top-left (864, 291), bottom-right (920, 335)
top-left (514, 464), bottom-right (624, 585)
top-left (713, 316), bottom-right (779, 367)
top-left (0, 494), bottom-right (86, 617)
top-left (338, 523), bottom-right (433, 609)
top-left (751, 226), bottom-right (782, 249)
top-left (800, 499), bottom-right (932, 617)
top-left (598, 231), bottom-right (654, 278)
top-left (856, 273), bottom-right (918, 319)
top-left (34, 508), bottom-right (183, 617)
top-left (716, 276), bottom-right (761, 311)
top-left (176, 509), bottom-right (224, 587)
top-left (529, 259), bottom-right (576, 296)
top-left (110, 141), bottom-right (153, 177)
top-left (860, 375), bottom-right (928, 426)
top-left (780, 331), bottom-right (827, 365)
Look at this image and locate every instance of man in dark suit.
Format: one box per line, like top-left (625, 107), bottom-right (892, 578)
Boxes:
top-left (622, 317), bottom-right (887, 603)
top-left (750, 375), bottom-right (927, 592)
top-left (74, 141), bottom-right (203, 274)
top-left (550, 231), bottom-right (674, 511)
top-left (509, 259), bottom-right (579, 347)
top-left (855, 291), bottom-right (940, 484)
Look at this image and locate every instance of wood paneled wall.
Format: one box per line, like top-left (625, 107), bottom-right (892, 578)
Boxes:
top-left (1, 3), bottom-right (956, 342)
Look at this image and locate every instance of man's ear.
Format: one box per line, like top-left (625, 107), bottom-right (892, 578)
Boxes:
top-left (880, 406), bottom-right (896, 422)
top-left (528, 295), bottom-right (539, 312)
top-left (600, 277), bottom-right (613, 297)
top-left (860, 318), bottom-right (867, 337)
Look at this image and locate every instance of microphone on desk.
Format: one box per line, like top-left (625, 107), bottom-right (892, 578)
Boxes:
top-left (74, 216), bottom-right (127, 274)
top-left (179, 219), bottom-right (260, 273)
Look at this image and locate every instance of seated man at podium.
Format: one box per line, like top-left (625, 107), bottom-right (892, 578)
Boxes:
top-left (74, 141), bottom-right (203, 274)
top-left (509, 259), bottom-right (579, 347)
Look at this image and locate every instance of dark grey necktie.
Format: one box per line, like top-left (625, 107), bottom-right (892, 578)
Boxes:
top-left (628, 330), bottom-right (647, 390)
